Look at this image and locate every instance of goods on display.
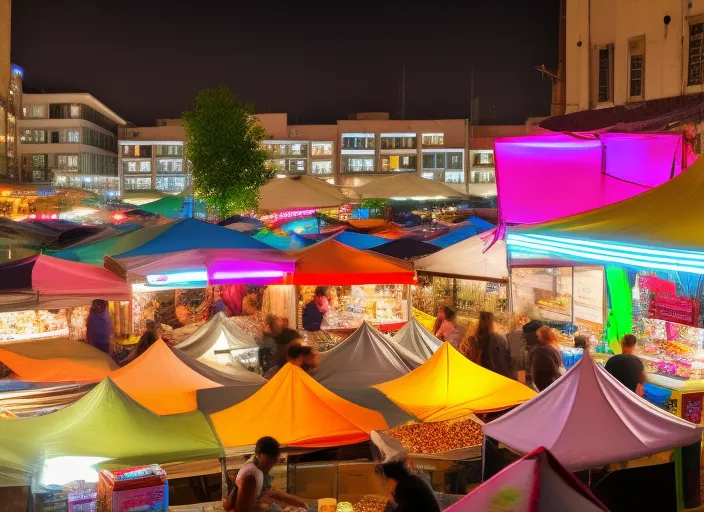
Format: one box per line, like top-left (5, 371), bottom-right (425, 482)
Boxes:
top-left (352, 496), bottom-right (389, 512)
top-left (385, 418), bottom-right (483, 454)
top-left (0, 309), bottom-right (69, 341)
top-left (97, 465), bottom-right (168, 512)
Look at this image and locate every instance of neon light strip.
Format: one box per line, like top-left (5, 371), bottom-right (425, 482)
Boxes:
top-left (211, 270), bottom-right (285, 280)
top-left (146, 271), bottom-right (208, 285)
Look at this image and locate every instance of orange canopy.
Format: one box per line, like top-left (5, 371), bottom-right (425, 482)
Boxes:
top-left (290, 239), bottom-right (416, 285)
top-left (374, 342), bottom-right (536, 422)
top-left (110, 340), bottom-right (221, 415)
top-left (210, 364), bottom-right (388, 448)
top-left (0, 338), bottom-right (118, 383)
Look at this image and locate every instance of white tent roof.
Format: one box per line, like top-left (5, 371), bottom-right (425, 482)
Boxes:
top-left (258, 175), bottom-right (350, 213)
top-left (445, 447), bottom-right (609, 512)
top-left (392, 318), bottom-right (441, 361)
top-left (483, 353), bottom-right (703, 471)
top-left (414, 233), bottom-right (508, 282)
top-left (315, 322), bottom-right (423, 388)
top-left (354, 174), bottom-right (466, 200)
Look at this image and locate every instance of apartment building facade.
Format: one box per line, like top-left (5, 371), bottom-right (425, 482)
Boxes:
top-left (118, 119), bottom-right (189, 195)
top-left (0, 0), bottom-right (21, 182)
top-left (18, 93), bottom-right (126, 194)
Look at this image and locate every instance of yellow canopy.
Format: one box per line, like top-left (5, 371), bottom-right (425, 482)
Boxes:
top-left (374, 342), bottom-right (536, 422)
top-left (211, 364), bottom-right (388, 448)
top-left (110, 340), bottom-right (221, 414)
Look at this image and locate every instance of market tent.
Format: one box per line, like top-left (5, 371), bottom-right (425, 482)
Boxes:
top-left (0, 254), bottom-right (131, 312)
top-left (110, 340), bottom-right (223, 415)
top-left (0, 378), bottom-right (224, 487)
top-left (258, 175), bottom-right (350, 213)
top-left (210, 363), bottom-right (388, 448)
top-left (414, 232), bottom-right (508, 282)
top-left (354, 174), bottom-right (466, 200)
top-left (253, 229), bottom-right (316, 251)
top-left (174, 312), bottom-right (259, 357)
top-left (0, 338), bottom-right (118, 383)
top-left (432, 217), bottom-right (495, 248)
top-left (483, 353), bottom-right (702, 471)
top-left (445, 447), bottom-right (608, 512)
top-left (510, 154), bottom-right (704, 253)
top-left (315, 322), bottom-right (423, 388)
top-left (392, 317), bottom-right (441, 361)
top-left (113, 218), bottom-right (271, 259)
top-left (291, 238), bottom-right (416, 285)
top-left (49, 221), bottom-right (174, 265)
top-left (370, 238), bottom-right (441, 260)
top-left (170, 346), bottom-right (265, 386)
top-left (374, 342), bottom-right (536, 422)
top-left (134, 194), bottom-right (187, 218)
top-left (495, 132), bottom-right (683, 226)
top-left (334, 231), bottom-right (386, 250)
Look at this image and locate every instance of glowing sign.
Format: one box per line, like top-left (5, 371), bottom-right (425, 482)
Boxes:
top-left (211, 270), bottom-right (285, 280)
top-left (146, 271), bottom-right (208, 286)
top-left (261, 208), bottom-right (317, 223)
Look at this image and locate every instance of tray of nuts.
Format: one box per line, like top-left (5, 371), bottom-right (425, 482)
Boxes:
top-left (352, 495), bottom-right (389, 512)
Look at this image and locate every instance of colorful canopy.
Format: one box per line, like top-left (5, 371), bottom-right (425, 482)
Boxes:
top-left (258, 175), bottom-right (350, 213)
top-left (483, 353), bottom-right (703, 471)
top-left (334, 231), bottom-right (386, 250)
top-left (110, 340), bottom-right (222, 415)
top-left (392, 318), bottom-right (441, 361)
top-left (510, 153), bottom-right (704, 254)
top-left (0, 378), bottom-right (224, 487)
top-left (253, 229), bottom-right (316, 251)
top-left (0, 338), bottom-right (118, 383)
top-left (315, 322), bottom-right (423, 388)
top-left (135, 194), bottom-right (188, 218)
top-left (0, 254), bottom-right (131, 312)
top-left (370, 238), bottom-right (441, 260)
top-left (495, 132), bottom-right (684, 226)
top-left (210, 363), bottom-right (388, 448)
top-left (375, 342), bottom-right (536, 422)
top-left (414, 232), bottom-right (508, 282)
top-left (113, 218), bottom-right (271, 259)
top-left (174, 312), bottom-right (259, 358)
top-left (354, 174), bottom-right (466, 200)
top-left (291, 239), bottom-right (416, 285)
top-left (431, 217), bottom-right (495, 248)
top-left (445, 447), bottom-right (609, 512)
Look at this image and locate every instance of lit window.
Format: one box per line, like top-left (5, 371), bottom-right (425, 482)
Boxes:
top-left (422, 134), bottom-right (444, 146)
top-left (30, 105), bottom-right (45, 118)
top-left (312, 143), bottom-right (332, 156)
top-left (126, 162), bottom-right (137, 173)
top-left (448, 152), bottom-right (464, 170)
top-left (67, 130), bottom-right (80, 143)
top-left (628, 36), bottom-right (645, 100)
top-left (68, 155), bottom-right (78, 168)
top-left (689, 21), bottom-right (704, 86)
top-left (157, 159), bottom-right (183, 173)
top-left (295, 160), bottom-right (305, 171)
top-left (380, 133), bottom-right (417, 150)
top-left (70, 105), bottom-right (80, 118)
top-left (445, 171), bottom-right (464, 184)
top-left (123, 145), bottom-right (129, 155)
top-left (311, 161), bottom-right (333, 175)
top-left (341, 133), bottom-right (375, 150)
top-left (343, 157), bottom-right (375, 173)
top-left (139, 161), bottom-right (151, 173)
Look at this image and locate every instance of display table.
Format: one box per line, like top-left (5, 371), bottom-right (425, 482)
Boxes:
top-left (169, 503), bottom-right (223, 511)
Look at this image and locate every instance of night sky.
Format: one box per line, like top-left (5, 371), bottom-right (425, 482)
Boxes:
top-left (11, 1), bottom-right (560, 127)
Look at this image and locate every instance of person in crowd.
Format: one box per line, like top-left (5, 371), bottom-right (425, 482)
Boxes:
top-left (378, 460), bottom-right (440, 512)
top-left (605, 334), bottom-right (647, 396)
top-left (301, 345), bottom-right (320, 375)
top-left (209, 286), bottom-right (229, 318)
top-left (264, 328), bottom-right (304, 378)
top-left (286, 344), bottom-right (305, 368)
top-left (435, 306), bottom-right (464, 349)
top-left (529, 326), bottom-right (564, 391)
top-left (259, 314), bottom-right (282, 372)
top-left (223, 437), bottom-right (282, 512)
top-left (506, 317), bottom-right (529, 368)
top-left (302, 286), bottom-right (330, 331)
top-left (513, 319), bottom-right (542, 386)
top-left (241, 288), bottom-right (260, 316)
top-left (432, 294), bottom-right (452, 334)
top-left (574, 335), bottom-right (590, 351)
top-left (119, 320), bottom-right (160, 366)
top-left (86, 299), bottom-right (112, 355)
top-left (462, 311), bottom-right (513, 378)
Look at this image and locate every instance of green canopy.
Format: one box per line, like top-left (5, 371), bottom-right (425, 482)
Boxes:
top-left (48, 222), bottom-right (173, 265)
top-left (0, 378), bottom-right (224, 487)
top-left (138, 195), bottom-right (188, 218)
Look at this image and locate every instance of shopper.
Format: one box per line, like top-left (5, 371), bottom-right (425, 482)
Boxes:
top-left (529, 326), bottom-right (564, 391)
top-left (463, 311), bottom-right (513, 378)
top-left (259, 314), bottom-right (282, 372)
top-left (379, 460), bottom-right (440, 512)
top-left (86, 299), bottom-right (112, 355)
top-left (223, 436), bottom-right (281, 512)
top-left (574, 335), bottom-right (590, 350)
top-left (264, 328), bottom-right (304, 378)
top-left (435, 306), bottom-right (464, 349)
top-left (514, 320), bottom-right (542, 386)
top-left (301, 345), bottom-right (320, 375)
top-left (301, 286), bottom-right (329, 331)
top-left (605, 334), bottom-right (646, 396)
top-left (119, 321), bottom-right (160, 366)
top-left (241, 288), bottom-right (260, 316)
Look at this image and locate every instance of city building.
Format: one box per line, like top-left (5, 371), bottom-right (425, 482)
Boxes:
top-left (118, 119), bottom-right (190, 195)
top-left (544, 0), bottom-right (704, 144)
top-left (0, 0), bottom-right (21, 182)
top-left (18, 93), bottom-right (126, 194)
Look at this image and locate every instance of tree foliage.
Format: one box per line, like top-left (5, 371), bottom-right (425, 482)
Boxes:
top-left (183, 84), bottom-right (271, 216)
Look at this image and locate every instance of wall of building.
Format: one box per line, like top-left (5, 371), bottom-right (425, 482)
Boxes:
top-left (0, 0), bottom-right (9, 102)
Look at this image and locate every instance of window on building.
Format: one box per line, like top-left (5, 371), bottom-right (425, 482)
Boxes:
top-left (311, 160), bottom-right (333, 175)
top-left (157, 159), bottom-right (183, 173)
top-left (139, 161), bottom-right (151, 173)
top-left (422, 152), bottom-right (446, 169)
top-left (628, 37), bottom-right (645, 101)
top-left (156, 144), bottom-right (182, 157)
top-left (473, 152), bottom-right (494, 166)
top-left (156, 176), bottom-right (187, 192)
top-left (445, 171), bottom-right (464, 184)
top-left (25, 105), bottom-right (45, 118)
top-left (689, 20), bottom-right (704, 86)
top-left (381, 155), bottom-right (417, 172)
top-left (22, 154), bottom-right (46, 169)
top-left (422, 133), bottom-right (444, 146)
top-left (341, 134), bottom-right (375, 150)
top-left (70, 104), bottom-right (81, 118)
top-left (592, 44), bottom-right (614, 104)
top-left (380, 134), bottom-right (417, 150)
top-left (124, 177), bottom-right (152, 190)
top-left (123, 161), bottom-right (137, 173)
top-left (67, 130), bottom-right (80, 143)
top-left (312, 143), bottom-right (333, 156)
top-left (20, 129), bottom-right (47, 144)
top-left (57, 155), bottom-right (79, 171)
top-left (447, 152), bottom-right (464, 170)
top-left (470, 169), bottom-right (496, 184)
top-left (291, 144), bottom-right (303, 156)
top-left (342, 156), bottom-right (375, 173)
top-left (51, 131), bottom-right (59, 144)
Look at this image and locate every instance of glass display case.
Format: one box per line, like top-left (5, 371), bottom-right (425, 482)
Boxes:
top-left (0, 309), bottom-right (70, 341)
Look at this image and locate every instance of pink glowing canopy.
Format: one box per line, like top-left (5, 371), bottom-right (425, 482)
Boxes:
top-left (495, 132), bottom-right (685, 226)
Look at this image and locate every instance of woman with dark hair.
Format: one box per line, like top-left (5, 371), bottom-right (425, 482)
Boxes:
top-left (379, 460), bottom-right (440, 512)
top-left (529, 326), bottom-right (564, 391)
top-left (86, 299), bottom-right (112, 355)
top-left (435, 306), bottom-right (463, 349)
top-left (463, 311), bottom-right (514, 378)
top-left (119, 320), bottom-right (160, 366)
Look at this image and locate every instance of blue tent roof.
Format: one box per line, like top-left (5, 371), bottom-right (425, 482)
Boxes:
top-left (334, 231), bottom-right (386, 250)
top-left (432, 217), bottom-right (494, 248)
top-left (253, 229), bottom-right (316, 251)
top-left (113, 218), bottom-right (272, 259)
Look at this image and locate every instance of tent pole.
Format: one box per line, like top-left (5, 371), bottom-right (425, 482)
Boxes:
top-left (481, 435), bottom-right (487, 482)
top-left (675, 447), bottom-right (685, 512)
top-left (220, 456), bottom-right (229, 502)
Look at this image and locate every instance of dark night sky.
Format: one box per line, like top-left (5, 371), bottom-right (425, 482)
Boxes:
top-left (11, 1), bottom-right (560, 127)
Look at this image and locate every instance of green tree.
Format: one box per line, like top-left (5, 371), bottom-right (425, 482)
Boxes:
top-left (183, 84), bottom-right (271, 216)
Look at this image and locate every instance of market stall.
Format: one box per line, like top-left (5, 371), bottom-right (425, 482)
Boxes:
top-left (391, 317), bottom-right (441, 361)
top-left (369, 238), bottom-right (441, 261)
top-left (431, 217), bottom-right (494, 248)
top-left (258, 175), bottom-right (351, 214)
top-left (374, 342), bottom-right (535, 422)
top-left (334, 231), bottom-right (386, 250)
top-left (314, 322), bottom-right (423, 388)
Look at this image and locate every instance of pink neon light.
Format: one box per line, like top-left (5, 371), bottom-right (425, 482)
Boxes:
top-left (211, 270), bottom-right (285, 280)
top-left (261, 208), bottom-right (317, 223)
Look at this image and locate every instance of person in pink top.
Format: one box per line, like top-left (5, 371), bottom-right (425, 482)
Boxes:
top-left (435, 306), bottom-right (463, 349)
